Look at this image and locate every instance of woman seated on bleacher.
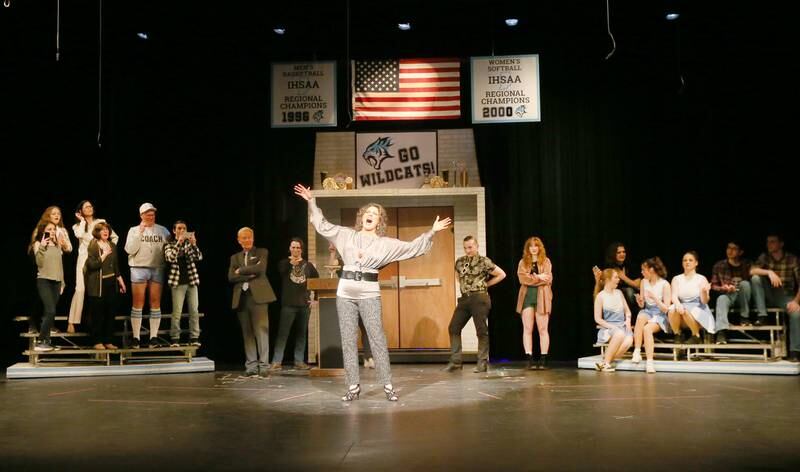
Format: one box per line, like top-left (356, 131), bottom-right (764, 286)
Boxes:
top-left (631, 257), bottom-right (671, 373)
top-left (594, 269), bottom-right (633, 372)
top-left (668, 251), bottom-right (715, 344)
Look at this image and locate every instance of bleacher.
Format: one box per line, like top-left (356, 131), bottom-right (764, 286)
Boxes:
top-left (580, 308), bottom-right (800, 375)
top-left (8, 314), bottom-right (214, 378)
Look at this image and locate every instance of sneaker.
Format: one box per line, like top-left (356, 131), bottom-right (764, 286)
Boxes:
top-left (443, 363), bottom-right (463, 372)
top-left (104, 343), bottom-right (118, 350)
top-left (754, 317), bottom-right (766, 327)
top-left (34, 342), bottom-right (54, 352)
top-left (93, 343), bottom-right (106, 350)
top-left (293, 361), bottom-right (311, 370)
top-left (267, 362), bottom-right (283, 372)
top-left (631, 349), bottom-right (642, 364)
top-left (473, 361), bottom-right (489, 373)
top-left (595, 362), bottom-right (615, 372)
top-left (715, 331), bottom-right (727, 345)
top-left (189, 338), bottom-right (201, 346)
top-left (673, 332), bottom-right (685, 344)
top-left (130, 337), bottom-right (140, 349)
top-left (740, 318), bottom-right (752, 327)
top-left (149, 337), bottom-right (164, 348)
top-left (170, 339), bottom-right (181, 347)
top-left (645, 360), bottom-right (656, 373)
top-left (686, 335), bottom-right (702, 345)
top-left (244, 369), bottom-right (259, 378)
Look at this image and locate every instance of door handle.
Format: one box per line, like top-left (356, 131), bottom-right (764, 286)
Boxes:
top-left (378, 276), bottom-right (442, 288)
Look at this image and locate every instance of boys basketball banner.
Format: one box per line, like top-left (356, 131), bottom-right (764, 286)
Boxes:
top-left (470, 54), bottom-right (541, 124)
top-left (355, 132), bottom-right (438, 189)
top-left (271, 61), bottom-right (337, 128)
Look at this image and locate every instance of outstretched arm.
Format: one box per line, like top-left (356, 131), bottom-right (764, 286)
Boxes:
top-left (382, 215), bottom-right (452, 263)
top-left (294, 183), bottom-right (352, 247)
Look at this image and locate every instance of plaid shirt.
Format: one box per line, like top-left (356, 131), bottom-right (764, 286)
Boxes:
top-left (164, 240), bottom-right (203, 287)
top-left (711, 259), bottom-right (752, 291)
top-left (756, 252), bottom-right (800, 295)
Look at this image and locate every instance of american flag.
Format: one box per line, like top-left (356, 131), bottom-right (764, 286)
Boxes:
top-left (352, 58), bottom-right (461, 121)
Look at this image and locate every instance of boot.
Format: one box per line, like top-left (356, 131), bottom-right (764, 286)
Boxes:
top-left (537, 354), bottom-right (549, 370)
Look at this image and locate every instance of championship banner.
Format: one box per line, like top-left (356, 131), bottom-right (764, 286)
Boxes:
top-left (355, 132), bottom-right (438, 189)
top-left (271, 61), bottom-right (337, 128)
top-left (470, 54), bottom-right (541, 124)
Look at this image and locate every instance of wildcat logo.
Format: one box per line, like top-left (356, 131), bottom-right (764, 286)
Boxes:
top-left (313, 110), bottom-right (324, 122)
top-left (515, 105), bottom-right (527, 118)
top-left (362, 137), bottom-right (395, 170)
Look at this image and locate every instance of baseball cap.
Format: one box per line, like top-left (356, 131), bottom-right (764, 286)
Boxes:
top-left (139, 202), bottom-right (157, 214)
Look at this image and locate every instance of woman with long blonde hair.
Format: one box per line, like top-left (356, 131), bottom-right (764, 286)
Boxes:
top-left (515, 237), bottom-right (554, 370)
top-left (594, 268), bottom-right (633, 371)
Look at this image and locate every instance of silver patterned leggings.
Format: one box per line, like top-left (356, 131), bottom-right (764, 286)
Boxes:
top-left (337, 297), bottom-right (391, 386)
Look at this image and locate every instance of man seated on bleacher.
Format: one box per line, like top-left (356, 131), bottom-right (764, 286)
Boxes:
top-left (711, 240), bottom-right (752, 344)
top-left (750, 233), bottom-right (800, 362)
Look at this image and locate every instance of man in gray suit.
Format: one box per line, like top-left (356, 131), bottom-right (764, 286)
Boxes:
top-left (228, 227), bottom-right (276, 376)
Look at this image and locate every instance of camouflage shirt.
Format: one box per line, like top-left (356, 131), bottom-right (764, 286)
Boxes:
top-left (455, 255), bottom-right (496, 294)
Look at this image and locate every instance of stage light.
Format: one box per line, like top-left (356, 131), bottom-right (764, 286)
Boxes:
top-left (505, 18), bottom-right (519, 27)
top-left (665, 12), bottom-right (680, 21)
top-left (398, 22), bottom-right (411, 31)
top-left (273, 27), bottom-right (286, 35)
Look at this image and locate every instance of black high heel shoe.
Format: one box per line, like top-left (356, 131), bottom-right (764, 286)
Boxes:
top-left (384, 385), bottom-right (399, 402)
top-left (341, 384), bottom-right (361, 402)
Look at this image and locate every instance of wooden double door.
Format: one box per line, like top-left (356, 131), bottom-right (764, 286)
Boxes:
top-left (342, 206), bottom-right (455, 349)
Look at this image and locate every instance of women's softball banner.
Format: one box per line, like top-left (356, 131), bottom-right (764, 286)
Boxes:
top-left (470, 54), bottom-right (540, 124)
top-left (355, 132), bottom-right (438, 189)
top-left (271, 61), bottom-right (337, 128)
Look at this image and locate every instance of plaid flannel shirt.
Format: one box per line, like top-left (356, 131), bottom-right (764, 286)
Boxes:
top-left (756, 252), bottom-right (800, 295)
top-left (710, 259), bottom-right (752, 291)
top-left (164, 239), bottom-right (203, 287)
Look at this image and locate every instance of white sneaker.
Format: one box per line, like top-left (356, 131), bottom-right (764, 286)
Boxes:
top-left (595, 362), bottom-right (615, 372)
top-left (646, 360), bottom-right (656, 374)
top-left (631, 349), bottom-right (642, 364)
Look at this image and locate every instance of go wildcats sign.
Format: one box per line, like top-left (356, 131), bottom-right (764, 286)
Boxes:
top-left (355, 132), bottom-right (438, 189)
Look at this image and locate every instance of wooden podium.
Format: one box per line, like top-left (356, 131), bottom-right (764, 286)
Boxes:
top-left (307, 277), bottom-right (344, 376)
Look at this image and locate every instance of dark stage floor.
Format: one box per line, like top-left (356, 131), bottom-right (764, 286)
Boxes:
top-left (2, 363), bottom-right (799, 471)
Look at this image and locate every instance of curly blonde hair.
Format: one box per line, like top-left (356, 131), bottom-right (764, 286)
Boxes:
top-left (354, 203), bottom-right (388, 237)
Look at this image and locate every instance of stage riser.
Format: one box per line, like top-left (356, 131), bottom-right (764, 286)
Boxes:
top-left (578, 355), bottom-right (800, 375)
top-left (6, 357), bottom-right (215, 379)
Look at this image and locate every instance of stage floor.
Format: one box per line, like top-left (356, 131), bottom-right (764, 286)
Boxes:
top-left (2, 363), bottom-right (799, 470)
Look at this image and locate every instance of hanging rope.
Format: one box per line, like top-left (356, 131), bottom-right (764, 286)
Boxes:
top-left (604, 0), bottom-right (616, 60)
top-left (96, 0), bottom-right (103, 148)
top-left (56, 0), bottom-right (61, 61)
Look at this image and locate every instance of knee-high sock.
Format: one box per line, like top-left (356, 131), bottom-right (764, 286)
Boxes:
top-left (131, 308), bottom-right (143, 339)
top-left (149, 309), bottom-right (162, 338)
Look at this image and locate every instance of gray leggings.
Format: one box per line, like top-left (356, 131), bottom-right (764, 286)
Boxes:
top-left (337, 297), bottom-right (391, 386)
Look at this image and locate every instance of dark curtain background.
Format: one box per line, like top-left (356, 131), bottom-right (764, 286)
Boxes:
top-left (2, 1), bottom-right (795, 368)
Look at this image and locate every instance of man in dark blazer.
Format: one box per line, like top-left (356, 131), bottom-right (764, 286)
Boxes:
top-left (228, 227), bottom-right (276, 376)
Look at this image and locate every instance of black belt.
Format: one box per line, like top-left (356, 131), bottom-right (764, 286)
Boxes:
top-left (461, 290), bottom-right (487, 297)
top-left (340, 270), bottom-right (379, 282)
